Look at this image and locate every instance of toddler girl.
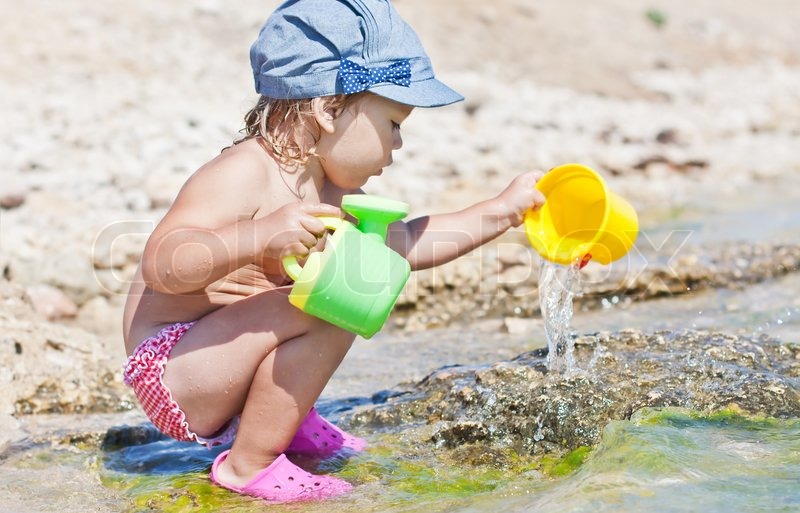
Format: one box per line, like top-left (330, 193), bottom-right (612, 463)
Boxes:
top-left (122, 0), bottom-right (545, 503)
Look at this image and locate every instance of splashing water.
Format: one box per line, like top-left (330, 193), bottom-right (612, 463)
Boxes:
top-left (539, 259), bottom-right (582, 374)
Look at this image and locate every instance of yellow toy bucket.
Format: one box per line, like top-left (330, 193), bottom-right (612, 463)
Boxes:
top-left (524, 164), bottom-right (638, 267)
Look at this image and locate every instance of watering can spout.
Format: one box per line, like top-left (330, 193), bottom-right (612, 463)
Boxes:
top-left (341, 195), bottom-right (409, 242)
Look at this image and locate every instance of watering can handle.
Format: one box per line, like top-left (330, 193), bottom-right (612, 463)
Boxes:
top-left (281, 216), bottom-right (345, 281)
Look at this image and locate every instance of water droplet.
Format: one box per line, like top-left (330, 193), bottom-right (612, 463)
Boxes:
top-left (533, 413), bottom-right (545, 441)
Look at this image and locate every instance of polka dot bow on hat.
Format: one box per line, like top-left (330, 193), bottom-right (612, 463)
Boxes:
top-left (338, 58), bottom-right (412, 95)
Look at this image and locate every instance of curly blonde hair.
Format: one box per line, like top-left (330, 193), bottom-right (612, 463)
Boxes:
top-left (233, 93), bottom-right (365, 167)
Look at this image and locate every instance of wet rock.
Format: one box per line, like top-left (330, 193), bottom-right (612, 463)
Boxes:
top-left (24, 284), bottom-right (78, 320)
top-left (655, 128), bottom-right (680, 144)
top-left (346, 330), bottom-right (800, 458)
top-left (0, 191), bottom-right (25, 209)
top-left (101, 423), bottom-right (166, 451)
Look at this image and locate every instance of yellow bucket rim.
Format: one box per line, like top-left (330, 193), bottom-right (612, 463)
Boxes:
top-left (527, 163), bottom-right (611, 265)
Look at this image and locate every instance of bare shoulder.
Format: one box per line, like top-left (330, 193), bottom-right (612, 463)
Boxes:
top-left (161, 139), bottom-right (277, 229)
top-left (191, 139), bottom-right (276, 203)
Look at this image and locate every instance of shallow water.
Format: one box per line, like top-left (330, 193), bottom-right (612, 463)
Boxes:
top-left (40, 287), bottom-right (800, 511)
top-left (454, 408), bottom-right (800, 513)
top-left (11, 265), bottom-right (796, 513)
top-left (572, 255), bottom-right (800, 343)
top-left (10, 407), bottom-right (797, 513)
top-left (3, 181), bottom-right (800, 512)
top-left (638, 175), bottom-right (800, 247)
top-left (98, 427), bottom-right (518, 513)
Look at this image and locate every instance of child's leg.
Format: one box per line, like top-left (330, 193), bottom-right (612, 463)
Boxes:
top-left (161, 288), bottom-right (356, 487)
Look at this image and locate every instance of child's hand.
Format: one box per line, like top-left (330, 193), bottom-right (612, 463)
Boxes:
top-left (259, 202), bottom-right (343, 261)
top-left (496, 170), bottom-right (547, 227)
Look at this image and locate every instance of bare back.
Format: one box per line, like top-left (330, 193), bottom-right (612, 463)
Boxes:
top-left (123, 138), bottom-right (354, 354)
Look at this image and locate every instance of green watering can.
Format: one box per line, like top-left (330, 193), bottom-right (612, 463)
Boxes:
top-left (282, 194), bottom-right (411, 339)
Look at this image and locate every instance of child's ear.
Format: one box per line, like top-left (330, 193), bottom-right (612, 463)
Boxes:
top-left (311, 97), bottom-right (336, 134)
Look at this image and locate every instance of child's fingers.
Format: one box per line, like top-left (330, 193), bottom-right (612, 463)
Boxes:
top-left (281, 242), bottom-right (311, 259)
top-left (302, 203), bottom-right (343, 218)
top-left (531, 189), bottom-right (547, 210)
top-left (299, 203), bottom-right (343, 237)
top-left (301, 215), bottom-right (333, 238)
top-left (297, 228), bottom-right (320, 248)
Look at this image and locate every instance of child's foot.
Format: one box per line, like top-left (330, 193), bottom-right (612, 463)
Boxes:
top-left (210, 450), bottom-right (352, 503)
top-left (286, 407), bottom-right (367, 458)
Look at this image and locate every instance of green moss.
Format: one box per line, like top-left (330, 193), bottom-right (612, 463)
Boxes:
top-left (103, 438), bottom-right (512, 512)
top-left (118, 472), bottom-right (251, 513)
top-left (542, 446), bottom-right (592, 477)
top-left (340, 450), bottom-right (503, 498)
top-left (633, 406), bottom-right (792, 432)
top-left (13, 447), bottom-right (84, 470)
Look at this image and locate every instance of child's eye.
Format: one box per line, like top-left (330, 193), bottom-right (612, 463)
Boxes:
top-left (392, 121), bottom-right (401, 131)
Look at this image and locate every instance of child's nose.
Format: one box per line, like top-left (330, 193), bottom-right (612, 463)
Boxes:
top-left (393, 132), bottom-right (403, 150)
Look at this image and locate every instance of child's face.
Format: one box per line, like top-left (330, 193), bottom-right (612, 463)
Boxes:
top-left (316, 94), bottom-right (413, 189)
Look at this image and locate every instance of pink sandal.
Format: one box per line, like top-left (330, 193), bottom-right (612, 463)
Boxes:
top-left (210, 450), bottom-right (352, 503)
top-left (287, 407), bottom-right (367, 458)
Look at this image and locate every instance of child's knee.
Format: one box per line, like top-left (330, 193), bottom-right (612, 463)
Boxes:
top-left (306, 315), bottom-right (357, 344)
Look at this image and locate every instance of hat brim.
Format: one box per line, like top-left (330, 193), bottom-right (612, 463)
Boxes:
top-left (368, 77), bottom-right (463, 108)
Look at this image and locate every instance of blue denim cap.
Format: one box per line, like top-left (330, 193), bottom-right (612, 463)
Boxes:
top-left (250, 0), bottom-right (464, 108)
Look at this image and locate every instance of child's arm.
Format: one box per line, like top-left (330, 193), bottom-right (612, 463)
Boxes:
top-left (140, 153), bottom-right (341, 295)
top-left (386, 171), bottom-right (545, 270)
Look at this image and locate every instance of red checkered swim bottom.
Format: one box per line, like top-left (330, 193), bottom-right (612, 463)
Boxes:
top-left (123, 322), bottom-right (238, 447)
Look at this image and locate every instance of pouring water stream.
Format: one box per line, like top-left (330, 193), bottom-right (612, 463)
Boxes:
top-left (539, 259), bottom-right (583, 374)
